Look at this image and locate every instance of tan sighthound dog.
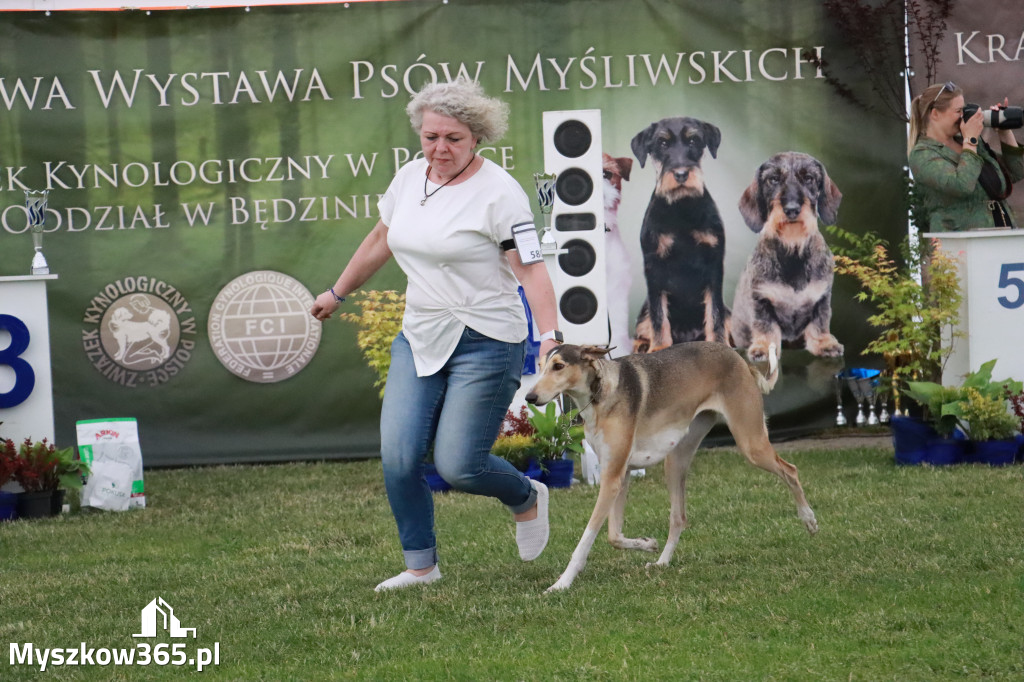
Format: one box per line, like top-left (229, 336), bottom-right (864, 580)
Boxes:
top-left (524, 342), bottom-right (818, 592)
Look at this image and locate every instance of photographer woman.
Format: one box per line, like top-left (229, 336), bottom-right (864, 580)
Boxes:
top-left (908, 81), bottom-right (1023, 231)
top-left (310, 79), bottom-right (560, 591)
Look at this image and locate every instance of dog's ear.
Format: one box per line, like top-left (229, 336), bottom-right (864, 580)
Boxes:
top-left (816, 162), bottom-right (843, 225)
top-left (630, 124), bottom-right (656, 168)
top-left (701, 121), bottom-right (722, 159)
top-left (738, 172), bottom-right (766, 233)
top-left (580, 345), bottom-right (612, 362)
top-left (616, 156), bottom-right (633, 181)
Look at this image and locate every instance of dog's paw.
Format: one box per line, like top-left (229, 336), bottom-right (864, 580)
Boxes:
top-left (644, 559), bottom-right (669, 569)
top-left (747, 344), bottom-right (772, 362)
top-left (638, 537), bottom-right (659, 552)
top-left (800, 507), bottom-right (819, 535)
top-left (545, 577), bottom-right (572, 593)
top-left (807, 334), bottom-right (844, 358)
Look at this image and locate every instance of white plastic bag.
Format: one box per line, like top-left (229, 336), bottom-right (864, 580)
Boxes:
top-left (77, 418), bottom-right (146, 510)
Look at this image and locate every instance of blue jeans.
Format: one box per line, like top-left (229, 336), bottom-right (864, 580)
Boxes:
top-left (380, 328), bottom-right (536, 570)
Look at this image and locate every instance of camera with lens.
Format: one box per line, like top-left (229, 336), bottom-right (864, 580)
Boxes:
top-left (962, 103), bottom-right (1024, 130)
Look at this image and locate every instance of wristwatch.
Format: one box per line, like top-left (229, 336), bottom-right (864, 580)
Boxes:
top-left (538, 329), bottom-right (563, 343)
top-left (966, 136), bottom-right (979, 146)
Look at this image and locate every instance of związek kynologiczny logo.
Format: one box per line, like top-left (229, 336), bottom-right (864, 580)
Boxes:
top-left (208, 270), bottom-right (321, 383)
top-left (81, 277), bottom-right (197, 388)
top-left (8, 597), bottom-right (220, 672)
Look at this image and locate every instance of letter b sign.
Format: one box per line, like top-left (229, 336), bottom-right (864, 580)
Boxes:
top-left (0, 314), bottom-right (36, 408)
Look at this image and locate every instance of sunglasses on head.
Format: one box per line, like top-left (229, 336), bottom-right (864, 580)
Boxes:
top-left (930, 81), bottom-right (956, 108)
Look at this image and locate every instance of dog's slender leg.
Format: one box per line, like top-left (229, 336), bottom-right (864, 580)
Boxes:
top-left (607, 473), bottom-right (658, 552)
top-left (547, 452), bottom-right (631, 592)
top-left (730, 418), bottom-right (818, 535)
top-left (650, 411), bottom-right (716, 567)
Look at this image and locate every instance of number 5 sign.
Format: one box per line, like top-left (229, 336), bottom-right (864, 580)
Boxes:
top-left (0, 275), bottom-right (58, 444)
top-left (931, 232), bottom-right (1024, 386)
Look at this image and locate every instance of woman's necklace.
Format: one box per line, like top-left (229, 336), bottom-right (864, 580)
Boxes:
top-left (421, 155), bottom-right (475, 206)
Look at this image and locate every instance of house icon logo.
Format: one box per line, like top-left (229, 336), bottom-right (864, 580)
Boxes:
top-left (133, 597), bottom-right (197, 638)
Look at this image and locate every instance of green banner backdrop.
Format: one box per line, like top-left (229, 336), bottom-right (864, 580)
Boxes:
top-left (0, 0), bottom-right (906, 465)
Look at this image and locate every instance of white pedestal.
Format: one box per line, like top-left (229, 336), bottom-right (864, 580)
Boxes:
top-left (0, 275), bottom-right (58, 444)
top-left (929, 230), bottom-right (1024, 385)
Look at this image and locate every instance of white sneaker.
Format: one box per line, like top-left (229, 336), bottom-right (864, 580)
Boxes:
top-left (516, 479), bottom-right (549, 561)
top-left (374, 565), bottom-right (442, 592)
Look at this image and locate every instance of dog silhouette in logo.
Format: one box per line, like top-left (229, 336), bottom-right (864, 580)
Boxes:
top-left (108, 294), bottom-right (172, 366)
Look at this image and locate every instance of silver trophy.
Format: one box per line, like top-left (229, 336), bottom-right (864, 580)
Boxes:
top-left (832, 372), bottom-right (848, 426)
top-left (859, 375), bottom-right (880, 425)
top-left (26, 189), bottom-right (50, 275)
top-left (877, 379), bottom-right (891, 424)
top-left (533, 172), bottom-right (557, 255)
top-left (843, 369), bottom-right (881, 426)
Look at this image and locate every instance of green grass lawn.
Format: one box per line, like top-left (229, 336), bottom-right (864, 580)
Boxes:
top-left (2, 446), bottom-right (1022, 681)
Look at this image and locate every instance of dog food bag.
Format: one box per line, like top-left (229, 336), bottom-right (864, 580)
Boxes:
top-left (77, 418), bottom-right (146, 511)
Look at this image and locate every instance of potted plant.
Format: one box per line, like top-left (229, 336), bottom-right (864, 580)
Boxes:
top-left (0, 438), bottom-right (18, 521)
top-left (528, 402), bottom-right (585, 488)
top-left (1008, 389), bottom-right (1024, 463)
top-left (491, 433), bottom-right (543, 480)
top-left (905, 359), bottom-right (1022, 466)
top-left (11, 438), bottom-right (90, 518)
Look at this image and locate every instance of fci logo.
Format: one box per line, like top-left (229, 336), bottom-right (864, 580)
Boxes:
top-left (133, 598), bottom-right (197, 639)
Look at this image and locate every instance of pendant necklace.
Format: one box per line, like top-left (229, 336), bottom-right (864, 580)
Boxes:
top-left (421, 155), bottom-right (476, 206)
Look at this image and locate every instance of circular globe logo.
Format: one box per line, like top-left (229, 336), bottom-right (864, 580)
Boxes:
top-left (208, 271), bottom-right (321, 383)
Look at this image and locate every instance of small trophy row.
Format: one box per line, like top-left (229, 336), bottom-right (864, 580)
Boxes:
top-left (834, 368), bottom-right (890, 426)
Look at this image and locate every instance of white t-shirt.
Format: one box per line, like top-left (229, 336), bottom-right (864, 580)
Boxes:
top-left (379, 156), bottom-right (535, 376)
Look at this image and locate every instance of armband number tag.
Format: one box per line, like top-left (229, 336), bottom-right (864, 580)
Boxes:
top-left (512, 223), bottom-right (543, 265)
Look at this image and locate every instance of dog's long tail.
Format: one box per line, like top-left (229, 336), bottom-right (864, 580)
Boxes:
top-left (749, 343), bottom-right (779, 393)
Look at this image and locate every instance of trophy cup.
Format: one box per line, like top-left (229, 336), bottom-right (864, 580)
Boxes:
top-left (858, 374), bottom-right (880, 425)
top-left (877, 377), bottom-right (891, 424)
top-left (533, 172), bottom-right (557, 255)
top-left (26, 189), bottom-right (50, 275)
top-left (832, 372), bottom-right (848, 426)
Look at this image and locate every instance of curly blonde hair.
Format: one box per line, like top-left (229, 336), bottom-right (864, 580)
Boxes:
top-left (406, 78), bottom-right (509, 144)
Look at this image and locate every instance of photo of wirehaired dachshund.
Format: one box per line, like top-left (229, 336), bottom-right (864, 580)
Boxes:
top-left (630, 117), bottom-right (730, 353)
top-left (731, 151), bottom-right (844, 362)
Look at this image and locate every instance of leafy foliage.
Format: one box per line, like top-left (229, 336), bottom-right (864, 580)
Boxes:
top-left (8, 438), bottom-right (90, 492)
top-left (0, 438), bottom-right (18, 487)
top-left (1008, 390), bottom-right (1024, 436)
top-left (526, 402), bottom-right (584, 460)
top-left (829, 225), bottom-right (962, 388)
top-left (905, 359), bottom-right (1023, 441)
top-left (338, 290), bottom-right (406, 398)
top-left (804, 0), bottom-right (954, 121)
top-left (490, 433), bottom-right (542, 471)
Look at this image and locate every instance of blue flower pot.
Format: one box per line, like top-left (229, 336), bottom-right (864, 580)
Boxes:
top-left (891, 416), bottom-right (937, 465)
top-left (423, 463), bottom-right (452, 493)
top-left (971, 439), bottom-right (1018, 467)
top-left (541, 458), bottom-right (574, 488)
top-left (523, 459), bottom-right (543, 482)
top-left (0, 490), bottom-right (18, 522)
top-left (926, 438), bottom-right (968, 466)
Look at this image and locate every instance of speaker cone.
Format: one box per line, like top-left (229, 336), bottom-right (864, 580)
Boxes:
top-left (558, 239), bottom-right (596, 277)
top-left (555, 168), bottom-right (593, 206)
top-left (560, 287), bottom-right (598, 324)
top-left (553, 120), bottom-right (592, 158)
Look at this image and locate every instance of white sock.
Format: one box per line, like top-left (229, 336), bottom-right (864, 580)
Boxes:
top-left (374, 565), bottom-right (442, 592)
